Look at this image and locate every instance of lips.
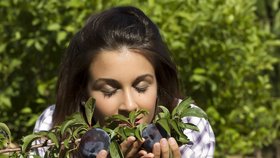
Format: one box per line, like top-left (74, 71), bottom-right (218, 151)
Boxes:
top-left (135, 117), bottom-right (142, 125)
top-left (119, 123), bottom-right (128, 127)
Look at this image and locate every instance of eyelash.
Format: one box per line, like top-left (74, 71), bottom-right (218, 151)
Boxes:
top-left (101, 86), bottom-right (148, 98)
top-left (135, 86), bottom-right (148, 93)
top-left (102, 89), bottom-right (117, 98)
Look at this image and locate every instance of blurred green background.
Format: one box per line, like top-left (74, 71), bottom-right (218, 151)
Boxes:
top-left (1, 0), bottom-right (280, 157)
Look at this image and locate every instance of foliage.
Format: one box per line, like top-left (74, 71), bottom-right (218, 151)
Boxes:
top-left (256, 0), bottom-right (280, 140)
top-left (0, 0), bottom-right (280, 157)
top-left (0, 97), bottom-right (205, 157)
top-left (154, 98), bottom-right (207, 144)
top-left (140, 0), bottom-right (280, 156)
top-left (0, 123), bottom-right (11, 149)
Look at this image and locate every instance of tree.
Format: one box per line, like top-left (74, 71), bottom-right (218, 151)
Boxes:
top-left (0, 0), bottom-right (279, 157)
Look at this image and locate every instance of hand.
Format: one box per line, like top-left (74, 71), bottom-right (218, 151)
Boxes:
top-left (138, 137), bottom-right (181, 158)
top-left (96, 136), bottom-right (144, 158)
top-left (120, 136), bottom-right (144, 158)
top-left (96, 150), bottom-right (108, 158)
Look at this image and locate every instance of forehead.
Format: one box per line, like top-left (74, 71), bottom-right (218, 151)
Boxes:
top-left (89, 48), bottom-right (155, 81)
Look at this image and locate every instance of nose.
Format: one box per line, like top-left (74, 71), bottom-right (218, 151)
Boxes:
top-left (119, 90), bottom-right (137, 112)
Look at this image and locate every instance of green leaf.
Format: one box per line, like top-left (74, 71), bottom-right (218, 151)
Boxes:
top-left (65, 147), bottom-right (77, 158)
top-left (140, 109), bottom-right (149, 114)
top-left (172, 97), bottom-right (193, 117)
top-left (178, 122), bottom-right (199, 131)
top-left (123, 127), bottom-right (135, 137)
top-left (71, 113), bottom-right (87, 126)
top-left (36, 131), bottom-right (49, 136)
top-left (72, 126), bottom-right (87, 139)
top-left (106, 114), bottom-right (130, 125)
top-left (47, 23), bottom-right (61, 31)
top-left (181, 107), bottom-right (208, 120)
top-left (135, 123), bottom-right (147, 141)
top-left (178, 135), bottom-right (190, 144)
top-left (63, 137), bottom-right (71, 149)
top-left (169, 120), bottom-right (181, 137)
top-left (193, 68), bottom-right (206, 74)
top-left (156, 119), bottom-right (171, 135)
top-left (34, 41), bottom-right (43, 51)
top-left (56, 31), bottom-right (67, 44)
top-left (129, 111), bottom-right (136, 125)
top-left (85, 98), bottom-right (95, 126)
top-left (22, 134), bottom-right (44, 152)
top-left (0, 43), bottom-right (6, 53)
top-left (0, 122), bottom-right (11, 144)
top-left (0, 135), bottom-right (7, 148)
top-left (169, 120), bottom-right (190, 144)
top-left (109, 140), bottom-right (124, 158)
top-left (60, 119), bottom-right (76, 135)
top-left (157, 106), bottom-right (171, 119)
top-left (129, 109), bottom-right (148, 125)
top-left (103, 127), bottom-right (117, 139)
top-left (93, 121), bottom-right (101, 128)
top-left (115, 127), bottom-right (127, 141)
top-left (134, 109), bottom-right (149, 117)
top-left (47, 132), bottom-right (59, 148)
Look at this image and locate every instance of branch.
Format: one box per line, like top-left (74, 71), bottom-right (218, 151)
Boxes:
top-left (0, 138), bottom-right (81, 154)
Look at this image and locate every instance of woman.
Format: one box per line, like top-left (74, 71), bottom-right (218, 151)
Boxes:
top-left (34, 6), bottom-right (215, 158)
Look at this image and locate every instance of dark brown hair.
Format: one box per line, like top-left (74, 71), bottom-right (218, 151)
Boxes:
top-left (52, 6), bottom-right (180, 126)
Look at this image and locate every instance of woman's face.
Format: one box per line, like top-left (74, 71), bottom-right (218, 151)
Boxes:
top-left (88, 48), bottom-right (157, 125)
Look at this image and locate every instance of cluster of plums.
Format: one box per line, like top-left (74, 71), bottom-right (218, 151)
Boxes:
top-left (78, 124), bottom-right (168, 158)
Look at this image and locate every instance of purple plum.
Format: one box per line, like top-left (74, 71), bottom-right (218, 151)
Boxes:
top-left (141, 124), bottom-right (169, 152)
top-left (78, 128), bottom-right (110, 158)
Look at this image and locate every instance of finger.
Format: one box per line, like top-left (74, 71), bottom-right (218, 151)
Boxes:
top-left (96, 150), bottom-right (108, 158)
top-left (141, 153), bottom-right (154, 158)
top-left (138, 149), bottom-right (148, 157)
top-left (168, 137), bottom-right (181, 158)
top-left (152, 142), bottom-right (160, 158)
top-left (125, 140), bottom-right (144, 157)
top-left (160, 138), bottom-right (169, 158)
top-left (120, 136), bottom-right (136, 153)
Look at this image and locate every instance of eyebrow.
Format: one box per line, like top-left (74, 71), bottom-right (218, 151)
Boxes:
top-left (92, 74), bottom-right (154, 89)
top-left (92, 79), bottom-right (121, 89)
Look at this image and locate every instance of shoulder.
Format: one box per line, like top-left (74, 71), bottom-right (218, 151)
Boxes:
top-left (177, 101), bottom-right (215, 157)
top-left (33, 105), bottom-right (55, 132)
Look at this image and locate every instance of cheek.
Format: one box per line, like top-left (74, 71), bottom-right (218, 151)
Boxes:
top-left (139, 91), bottom-right (157, 109)
top-left (137, 86), bottom-right (157, 122)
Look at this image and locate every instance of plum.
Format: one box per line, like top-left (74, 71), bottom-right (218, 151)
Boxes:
top-left (141, 124), bottom-right (169, 152)
top-left (78, 128), bottom-right (110, 158)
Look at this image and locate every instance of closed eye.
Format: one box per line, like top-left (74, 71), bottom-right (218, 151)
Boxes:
top-left (132, 74), bottom-right (154, 93)
top-left (91, 78), bottom-right (121, 98)
top-left (101, 89), bottom-right (117, 97)
top-left (135, 86), bottom-right (148, 93)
